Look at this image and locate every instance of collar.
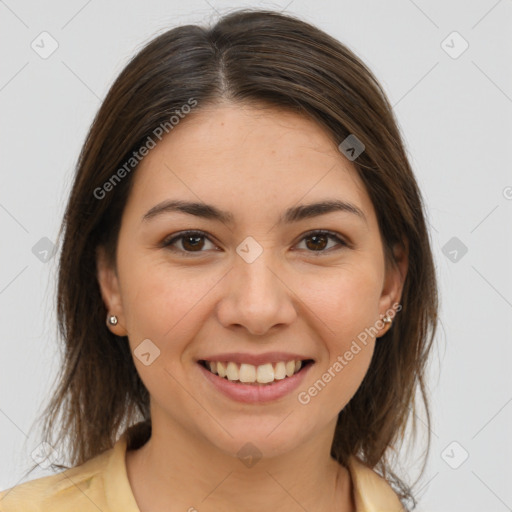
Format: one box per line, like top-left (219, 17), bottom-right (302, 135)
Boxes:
top-left (346, 455), bottom-right (404, 511)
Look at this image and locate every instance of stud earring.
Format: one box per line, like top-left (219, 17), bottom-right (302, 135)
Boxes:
top-left (382, 315), bottom-right (392, 324)
top-left (107, 314), bottom-right (118, 326)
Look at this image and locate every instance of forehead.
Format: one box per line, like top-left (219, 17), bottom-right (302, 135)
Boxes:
top-left (125, 103), bottom-right (375, 225)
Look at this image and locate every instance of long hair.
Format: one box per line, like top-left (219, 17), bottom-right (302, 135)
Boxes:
top-left (23, 9), bottom-right (438, 509)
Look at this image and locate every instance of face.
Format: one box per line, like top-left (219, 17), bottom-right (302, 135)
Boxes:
top-left (97, 102), bottom-right (406, 460)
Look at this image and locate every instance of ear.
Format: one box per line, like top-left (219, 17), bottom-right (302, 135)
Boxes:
top-left (96, 245), bottom-right (127, 336)
top-left (377, 241), bottom-right (408, 337)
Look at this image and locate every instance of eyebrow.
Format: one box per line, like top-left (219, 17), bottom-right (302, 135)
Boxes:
top-left (142, 199), bottom-right (367, 225)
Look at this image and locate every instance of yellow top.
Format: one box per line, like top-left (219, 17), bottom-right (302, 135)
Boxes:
top-left (0, 430), bottom-right (404, 512)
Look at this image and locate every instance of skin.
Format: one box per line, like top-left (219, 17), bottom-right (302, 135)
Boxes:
top-left (97, 101), bottom-right (407, 512)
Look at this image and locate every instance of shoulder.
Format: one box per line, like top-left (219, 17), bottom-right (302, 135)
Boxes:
top-left (0, 445), bottom-right (115, 512)
top-left (346, 455), bottom-right (405, 512)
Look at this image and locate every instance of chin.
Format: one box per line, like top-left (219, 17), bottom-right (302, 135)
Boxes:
top-left (196, 416), bottom-right (316, 462)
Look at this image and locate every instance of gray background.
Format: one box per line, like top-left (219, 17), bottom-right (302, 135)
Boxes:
top-left (1, 0), bottom-right (511, 510)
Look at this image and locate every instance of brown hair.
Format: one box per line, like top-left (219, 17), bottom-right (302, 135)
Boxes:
top-left (24, 9), bottom-right (438, 509)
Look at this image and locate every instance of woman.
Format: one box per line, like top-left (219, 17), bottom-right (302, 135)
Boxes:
top-left (0, 8), bottom-right (438, 511)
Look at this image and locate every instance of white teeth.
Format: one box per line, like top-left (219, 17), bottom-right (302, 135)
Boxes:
top-left (274, 361), bottom-right (286, 380)
top-left (203, 359), bottom-right (307, 384)
top-left (226, 362), bottom-right (239, 381)
top-left (256, 363), bottom-right (274, 383)
top-left (239, 363), bottom-right (256, 383)
top-left (217, 361), bottom-right (227, 378)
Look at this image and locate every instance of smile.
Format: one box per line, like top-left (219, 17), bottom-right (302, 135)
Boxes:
top-left (200, 359), bottom-right (313, 385)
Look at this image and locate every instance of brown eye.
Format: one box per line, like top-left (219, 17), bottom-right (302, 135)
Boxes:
top-left (296, 231), bottom-right (347, 254)
top-left (305, 233), bottom-right (328, 251)
top-left (180, 234), bottom-right (206, 251)
top-left (162, 231), bottom-right (216, 256)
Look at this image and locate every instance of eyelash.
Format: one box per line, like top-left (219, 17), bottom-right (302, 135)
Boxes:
top-left (161, 229), bottom-right (348, 257)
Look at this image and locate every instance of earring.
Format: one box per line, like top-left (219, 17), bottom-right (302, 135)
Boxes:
top-left (382, 315), bottom-right (392, 325)
top-left (107, 314), bottom-right (118, 326)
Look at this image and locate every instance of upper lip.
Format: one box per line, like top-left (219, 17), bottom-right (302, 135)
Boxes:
top-left (198, 352), bottom-right (314, 366)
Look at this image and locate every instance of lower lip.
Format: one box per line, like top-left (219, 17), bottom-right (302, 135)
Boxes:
top-left (198, 362), bottom-right (313, 403)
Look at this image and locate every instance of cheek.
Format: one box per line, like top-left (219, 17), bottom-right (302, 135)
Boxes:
top-left (295, 261), bottom-right (381, 404)
top-left (296, 321), bottom-right (376, 418)
top-left (302, 317), bottom-right (376, 416)
top-left (116, 262), bottom-right (212, 397)
top-left (314, 346), bottom-right (374, 417)
top-left (297, 259), bottom-right (383, 338)
top-left (117, 253), bottom-right (218, 347)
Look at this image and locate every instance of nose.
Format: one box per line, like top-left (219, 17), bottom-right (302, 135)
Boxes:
top-left (215, 249), bottom-right (298, 336)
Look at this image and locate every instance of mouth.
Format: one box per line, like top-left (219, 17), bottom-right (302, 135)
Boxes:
top-left (198, 359), bottom-right (315, 385)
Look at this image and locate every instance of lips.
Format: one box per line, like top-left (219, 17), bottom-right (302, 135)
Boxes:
top-left (194, 351), bottom-right (314, 402)
top-left (197, 357), bottom-right (314, 403)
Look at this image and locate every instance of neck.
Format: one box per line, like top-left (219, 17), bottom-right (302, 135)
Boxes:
top-left (125, 414), bottom-right (354, 512)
